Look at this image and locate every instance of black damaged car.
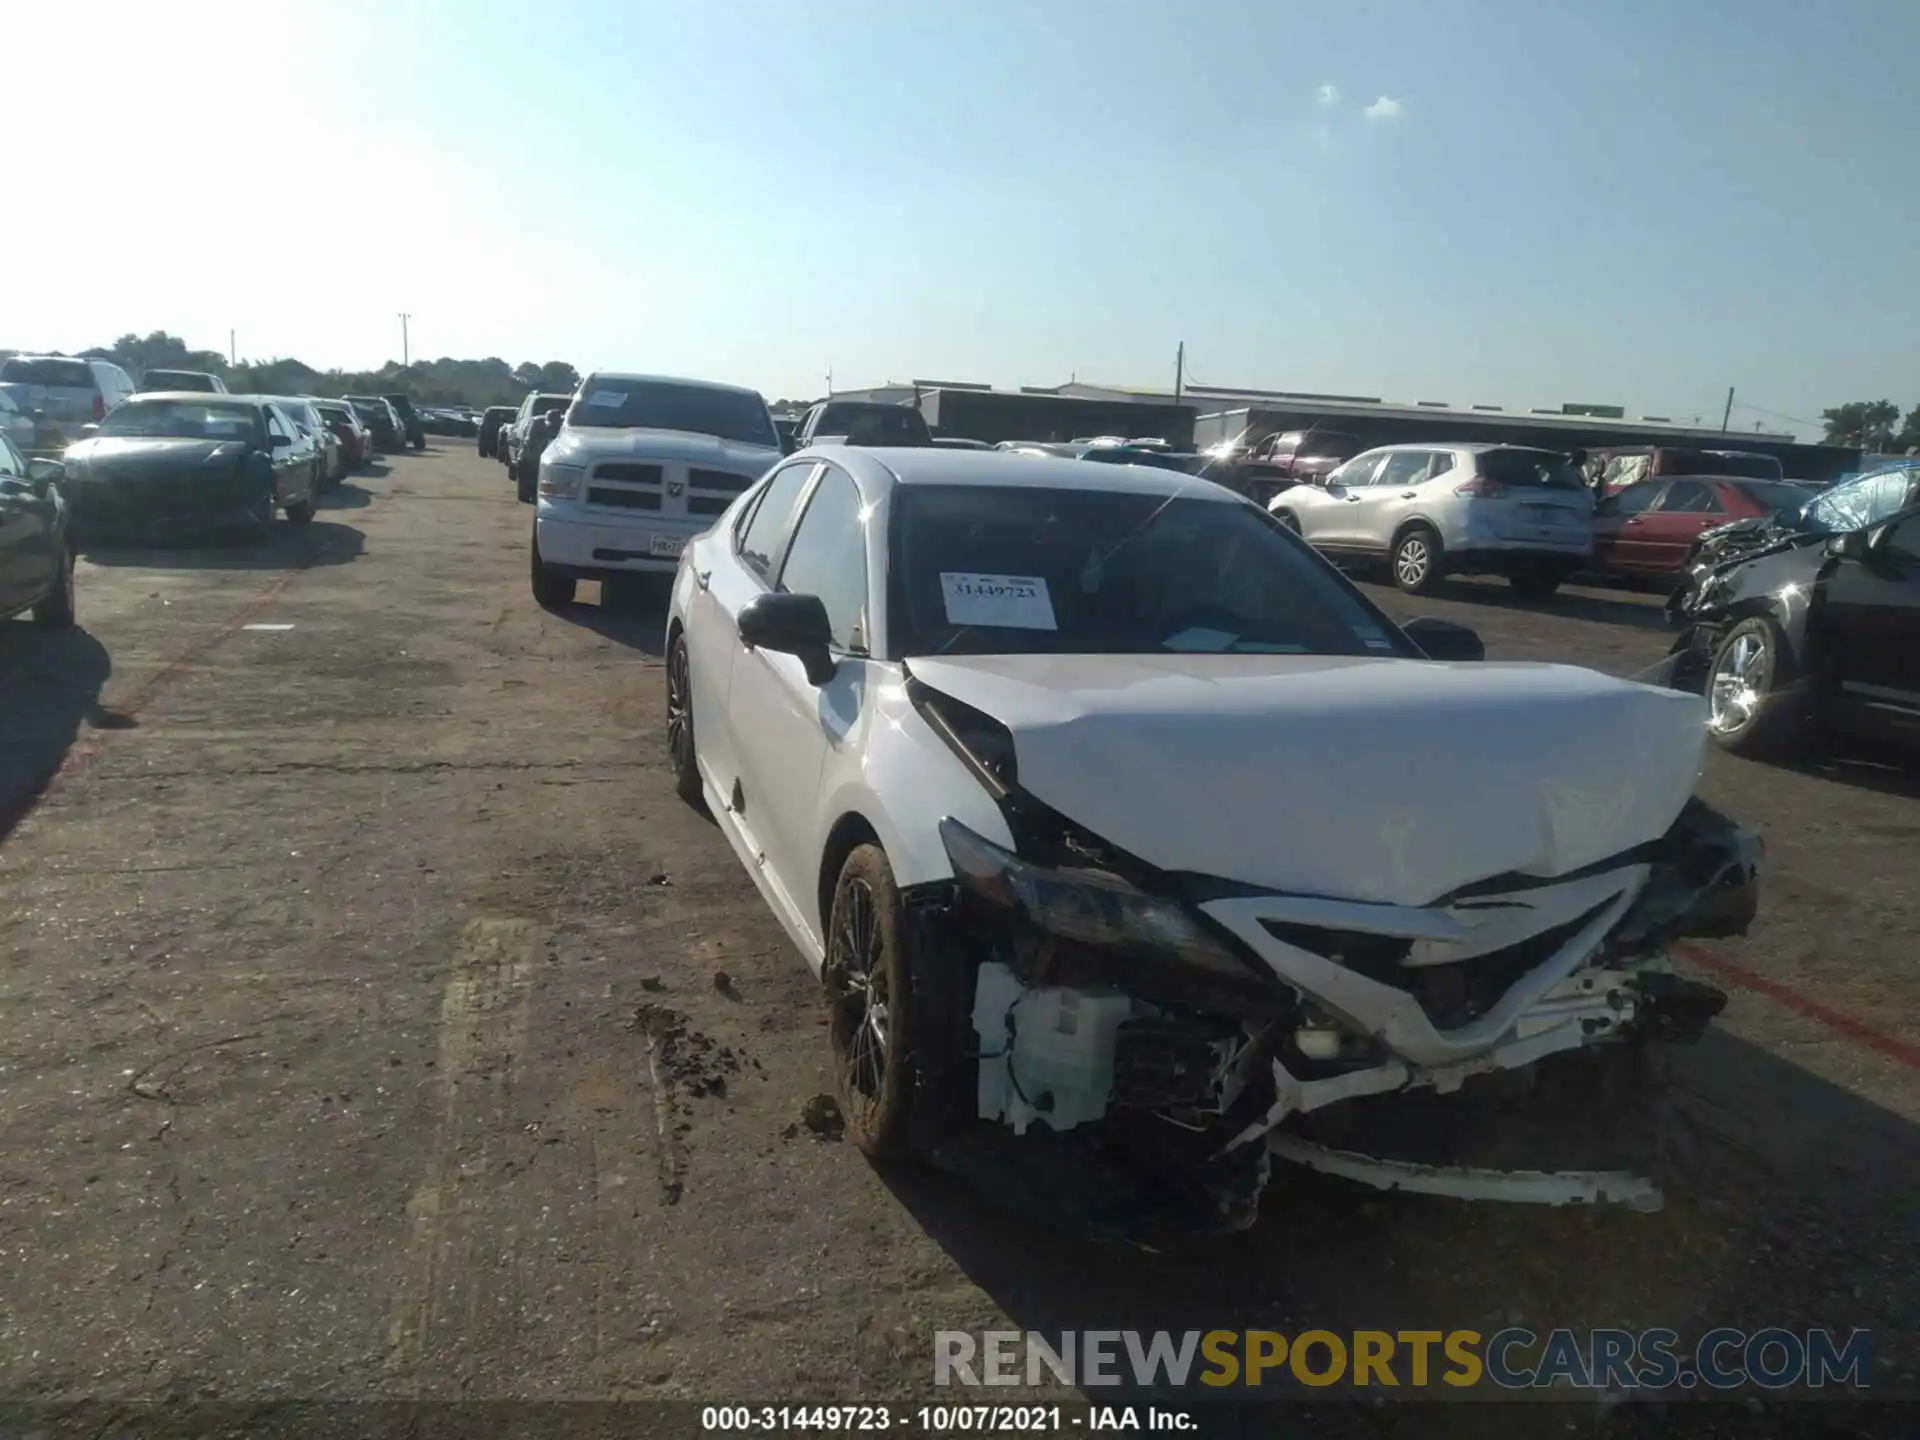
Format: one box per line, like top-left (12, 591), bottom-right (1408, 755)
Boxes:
top-left (1663, 463), bottom-right (1920, 759)
top-left (60, 394), bottom-right (318, 545)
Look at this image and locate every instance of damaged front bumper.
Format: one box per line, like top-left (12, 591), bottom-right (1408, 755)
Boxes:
top-left (933, 799), bottom-right (1757, 1231)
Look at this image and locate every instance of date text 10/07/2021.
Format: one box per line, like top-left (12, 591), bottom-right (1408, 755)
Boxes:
top-left (701, 1405), bottom-right (1195, 1432)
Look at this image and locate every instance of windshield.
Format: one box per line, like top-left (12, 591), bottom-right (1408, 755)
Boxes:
top-left (890, 485), bottom-right (1408, 659)
top-left (97, 399), bottom-right (259, 442)
top-left (1, 357), bottom-right (93, 388)
top-left (1478, 448), bottom-right (1585, 490)
top-left (570, 381), bottom-right (775, 446)
top-left (1798, 469), bottom-right (1917, 535)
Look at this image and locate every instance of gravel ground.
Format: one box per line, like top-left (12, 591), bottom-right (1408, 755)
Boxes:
top-left (0, 446), bottom-right (1910, 1437)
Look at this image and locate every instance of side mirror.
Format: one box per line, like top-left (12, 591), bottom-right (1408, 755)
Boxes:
top-left (780, 435), bottom-right (798, 455)
top-left (269, 433), bottom-right (292, 449)
top-left (80, 423), bottom-right (99, 438)
top-left (1402, 616), bottom-right (1485, 662)
top-left (26, 457), bottom-right (64, 497)
top-left (1826, 531), bottom-right (1867, 559)
top-left (737, 592), bottom-right (836, 684)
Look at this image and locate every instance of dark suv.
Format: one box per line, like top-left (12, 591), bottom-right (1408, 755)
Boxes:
top-left (382, 394), bottom-right (427, 450)
top-left (794, 401), bottom-right (932, 448)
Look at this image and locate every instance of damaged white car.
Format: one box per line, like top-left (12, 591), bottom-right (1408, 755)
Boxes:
top-left (663, 447), bottom-right (1759, 1232)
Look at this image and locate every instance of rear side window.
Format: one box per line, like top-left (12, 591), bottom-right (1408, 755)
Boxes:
top-left (1, 357), bottom-right (94, 387)
top-left (1479, 449), bottom-right (1584, 490)
top-left (1427, 450), bottom-right (1456, 480)
top-left (776, 467), bottom-right (869, 650)
top-left (737, 462), bottom-right (818, 579)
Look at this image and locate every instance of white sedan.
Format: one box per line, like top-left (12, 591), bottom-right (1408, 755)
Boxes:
top-left (664, 447), bottom-right (1756, 1228)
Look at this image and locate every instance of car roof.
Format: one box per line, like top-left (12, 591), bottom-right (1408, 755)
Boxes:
top-left (584, 372), bottom-right (764, 400)
top-left (127, 391), bottom-right (255, 405)
top-left (1359, 441), bottom-right (1567, 455)
top-left (809, 445), bottom-right (1244, 500)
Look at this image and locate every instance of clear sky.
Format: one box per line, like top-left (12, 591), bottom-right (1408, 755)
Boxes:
top-left (11, 0), bottom-right (1917, 435)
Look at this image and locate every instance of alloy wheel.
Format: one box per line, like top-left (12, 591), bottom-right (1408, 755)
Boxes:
top-left (1708, 630), bottom-right (1766, 734)
top-left (828, 879), bottom-right (888, 1118)
top-left (666, 641), bottom-right (693, 770)
top-left (1395, 536), bottom-right (1431, 588)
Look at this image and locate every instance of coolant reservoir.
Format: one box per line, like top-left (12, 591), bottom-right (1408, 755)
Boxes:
top-left (973, 962), bottom-right (1135, 1134)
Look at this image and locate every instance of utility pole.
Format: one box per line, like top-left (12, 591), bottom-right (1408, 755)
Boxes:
top-left (825, 367), bottom-right (833, 397)
top-left (398, 313), bottom-right (412, 368)
top-left (1174, 341), bottom-right (1185, 402)
top-left (1720, 386), bottom-right (1734, 432)
top-left (228, 329), bottom-right (236, 366)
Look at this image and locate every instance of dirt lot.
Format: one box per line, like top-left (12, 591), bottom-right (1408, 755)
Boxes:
top-left (0, 446), bottom-right (1912, 1435)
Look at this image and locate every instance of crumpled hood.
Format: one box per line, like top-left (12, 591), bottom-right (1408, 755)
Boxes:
top-left (548, 427), bottom-right (779, 473)
top-left (907, 653), bottom-right (1708, 906)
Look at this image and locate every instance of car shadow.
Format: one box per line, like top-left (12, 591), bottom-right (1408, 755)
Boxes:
top-left (0, 624), bottom-right (112, 847)
top-left (559, 578), bottom-right (670, 657)
top-left (1787, 747), bottom-right (1920, 801)
top-left (355, 459), bottom-right (392, 480)
top-left (876, 1030), bottom-right (1912, 1419)
top-left (1427, 576), bottom-right (1674, 631)
top-left (318, 482), bottom-right (373, 510)
top-left (80, 520), bottom-right (365, 571)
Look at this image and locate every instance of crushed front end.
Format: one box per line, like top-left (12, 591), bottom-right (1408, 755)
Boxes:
top-left (918, 794), bottom-right (1754, 1235)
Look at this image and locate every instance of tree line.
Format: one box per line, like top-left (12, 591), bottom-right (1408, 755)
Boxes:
top-left (1820, 400), bottom-right (1920, 454)
top-left (2, 331), bottom-right (581, 409)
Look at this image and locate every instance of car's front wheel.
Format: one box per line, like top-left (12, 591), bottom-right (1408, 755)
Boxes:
top-left (665, 632), bottom-right (702, 806)
top-left (1271, 509), bottom-right (1300, 533)
top-left (529, 524), bottom-right (575, 608)
top-left (833, 844), bottom-right (967, 1159)
top-left (1706, 616), bottom-right (1802, 757)
top-left (31, 542), bottom-right (75, 630)
top-left (1391, 525), bottom-right (1444, 594)
top-left (286, 498), bottom-right (315, 525)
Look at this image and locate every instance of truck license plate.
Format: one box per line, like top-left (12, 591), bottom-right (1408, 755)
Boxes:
top-left (649, 534), bottom-right (686, 558)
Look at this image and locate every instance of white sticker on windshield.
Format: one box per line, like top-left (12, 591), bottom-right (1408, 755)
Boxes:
top-left (586, 390), bottom-right (626, 408)
top-left (940, 573), bottom-right (1057, 630)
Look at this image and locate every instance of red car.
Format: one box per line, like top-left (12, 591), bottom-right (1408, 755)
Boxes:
top-left (1591, 476), bottom-right (1813, 577)
top-left (312, 399), bottom-right (371, 474)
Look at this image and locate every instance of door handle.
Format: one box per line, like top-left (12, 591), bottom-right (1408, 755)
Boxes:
top-left (1400, 490), bottom-right (1418, 498)
top-left (1342, 494), bottom-right (1360, 503)
top-left (1624, 517), bottom-right (1645, 526)
top-left (694, 568), bottom-right (711, 590)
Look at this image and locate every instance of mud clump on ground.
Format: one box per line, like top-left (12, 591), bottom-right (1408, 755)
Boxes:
top-left (632, 1001), bottom-right (741, 1098)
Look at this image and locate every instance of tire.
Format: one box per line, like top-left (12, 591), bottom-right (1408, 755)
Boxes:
top-left (1391, 525), bottom-right (1444, 594)
top-left (824, 844), bottom-right (929, 1158)
top-left (529, 525), bottom-right (575, 608)
top-left (665, 632), bottom-right (702, 806)
top-left (1705, 616), bottom-right (1803, 757)
top-left (1509, 568), bottom-right (1566, 601)
top-left (286, 498), bottom-right (315, 526)
top-left (31, 541), bottom-right (75, 630)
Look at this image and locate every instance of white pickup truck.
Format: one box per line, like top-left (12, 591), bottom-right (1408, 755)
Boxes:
top-left (530, 373), bottom-right (783, 608)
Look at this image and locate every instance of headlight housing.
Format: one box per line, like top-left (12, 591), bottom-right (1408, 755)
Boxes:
top-left (939, 817), bottom-right (1250, 979)
top-left (539, 462), bottom-right (584, 501)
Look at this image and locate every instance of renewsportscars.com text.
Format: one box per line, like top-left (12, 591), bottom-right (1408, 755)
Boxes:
top-left (934, 1328), bottom-right (1872, 1393)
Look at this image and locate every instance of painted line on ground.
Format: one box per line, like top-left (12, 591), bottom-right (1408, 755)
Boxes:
top-left (1676, 940), bottom-right (1920, 1072)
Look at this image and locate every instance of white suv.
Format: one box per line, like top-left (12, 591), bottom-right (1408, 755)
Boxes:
top-left (1269, 443), bottom-right (1593, 597)
top-left (530, 373), bottom-right (783, 608)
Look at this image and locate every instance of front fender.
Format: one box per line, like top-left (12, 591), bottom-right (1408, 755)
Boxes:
top-left (810, 671), bottom-right (1015, 924)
